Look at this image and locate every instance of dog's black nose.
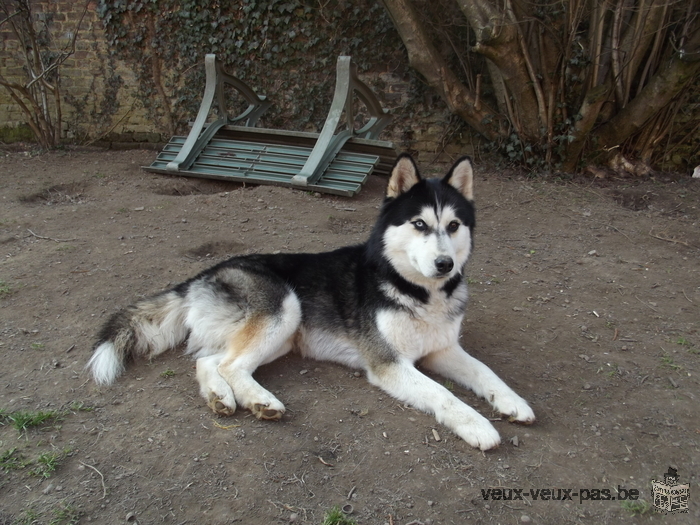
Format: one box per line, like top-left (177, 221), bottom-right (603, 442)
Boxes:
top-left (435, 256), bottom-right (454, 275)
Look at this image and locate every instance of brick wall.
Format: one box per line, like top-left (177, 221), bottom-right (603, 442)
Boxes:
top-left (0, 0), bottom-right (160, 143)
top-left (0, 1), bottom-right (478, 159)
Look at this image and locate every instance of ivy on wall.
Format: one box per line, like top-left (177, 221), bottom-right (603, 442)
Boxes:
top-left (97, 0), bottom-right (409, 136)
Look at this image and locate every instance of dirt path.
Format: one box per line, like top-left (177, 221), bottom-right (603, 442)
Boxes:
top-left (0, 148), bottom-right (698, 524)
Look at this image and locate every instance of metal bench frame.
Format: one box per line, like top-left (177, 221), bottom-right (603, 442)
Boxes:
top-left (145, 54), bottom-right (394, 196)
top-left (165, 54), bottom-right (272, 173)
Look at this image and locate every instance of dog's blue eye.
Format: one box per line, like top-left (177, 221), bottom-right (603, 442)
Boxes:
top-left (413, 220), bottom-right (427, 231)
top-left (447, 221), bottom-right (460, 233)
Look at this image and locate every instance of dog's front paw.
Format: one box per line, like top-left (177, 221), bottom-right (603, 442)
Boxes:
top-left (251, 401), bottom-right (285, 420)
top-left (492, 392), bottom-right (535, 424)
top-left (453, 418), bottom-right (501, 451)
top-left (207, 391), bottom-right (236, 416)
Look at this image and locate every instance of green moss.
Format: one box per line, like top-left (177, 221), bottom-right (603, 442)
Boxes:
top-left (0, 124), bottom-right (35, 143)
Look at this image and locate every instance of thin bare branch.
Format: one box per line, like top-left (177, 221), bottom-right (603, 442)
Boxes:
top-left (504, 0), bottom-right (547, 131)
top-left (611, 0), bottom-right (624, 107)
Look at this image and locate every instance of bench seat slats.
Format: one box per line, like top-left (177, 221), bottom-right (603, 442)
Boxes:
top-left (146, 164), bottom-right (363, 195)
top-left (148, 135), bottom-right (377, 196)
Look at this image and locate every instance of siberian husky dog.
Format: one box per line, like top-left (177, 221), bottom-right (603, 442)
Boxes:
top-left (87, 154), bottom-right (534, 450)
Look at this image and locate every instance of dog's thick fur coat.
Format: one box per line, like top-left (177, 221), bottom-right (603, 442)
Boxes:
top-left (88, 155), bottom-right (534, 450)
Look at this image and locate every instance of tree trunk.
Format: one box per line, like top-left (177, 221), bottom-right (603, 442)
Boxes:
top-left (591, 28), bottom-right (700, 153)
top-left (562, 84), bottom-right (610, 172)
top-left (380, 0), bottom-right (699, 171)
top-left (456, 0), bottom-right (544, 140)
top-left (382, 0), bottom-right (548, 142)
top-left (380, 0), bottom-right (502, 141)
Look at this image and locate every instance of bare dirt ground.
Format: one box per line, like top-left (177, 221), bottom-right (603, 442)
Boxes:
top-left (0, 147), bottom-right (698, 525)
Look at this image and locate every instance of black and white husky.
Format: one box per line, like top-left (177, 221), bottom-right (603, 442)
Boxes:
top-left (88, 154), bottom-right (534, 450)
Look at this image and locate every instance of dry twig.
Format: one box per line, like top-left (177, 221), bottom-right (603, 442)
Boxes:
top-left (648, 229), bottom-right (693, 248)
top-left (79, 460), bottom-right (107, 499)
top-left (318, 456), bottom-right (334, 467)
top-left (27, 229), bottom-right (78, 243)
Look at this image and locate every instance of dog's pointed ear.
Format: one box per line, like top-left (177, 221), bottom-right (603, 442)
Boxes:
top-left (443, 156), bottom-right (474, 201)
top-left (387, 154), bottom-right (421, 198)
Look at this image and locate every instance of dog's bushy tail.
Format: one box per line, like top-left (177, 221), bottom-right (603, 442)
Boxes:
top-left (87, 290), bottom-right (189, 385)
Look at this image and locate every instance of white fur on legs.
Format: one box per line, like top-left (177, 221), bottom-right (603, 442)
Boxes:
top-left (217, 293), bottom-right (301, 420)
top-left (367, 359), bottom-right (501, 450)
top-left (196, 354), bottom-right (236, 416)
top-left (421, 346), bottom-right (535, 423)
top-left (221, 349), bottom-right (289, 420)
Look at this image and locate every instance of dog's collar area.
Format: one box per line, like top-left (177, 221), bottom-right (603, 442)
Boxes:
top-left (441, 274), bottom-right (464, 297)
top-left (382, 265), bottom-right (430, 304)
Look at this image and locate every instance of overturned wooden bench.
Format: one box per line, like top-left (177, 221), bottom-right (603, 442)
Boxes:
top-left (144, 54), bottom-right (395, 197)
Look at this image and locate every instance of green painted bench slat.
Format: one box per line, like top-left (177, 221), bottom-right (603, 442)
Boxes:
top-left (146, 164), bottom-right (363, 195)
top-left (156, 140), bottom-right (377, 183)
top-left (148, 135), bottom-right (377, 195)
top-left (155, 139), bottom-right (377, 173)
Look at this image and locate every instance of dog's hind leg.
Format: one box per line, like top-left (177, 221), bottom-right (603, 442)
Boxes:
top-left (421, 346), bottom-right (535, 424)
top-left (366, 358), bottom-right (502, 450)
top-left (216, 292), bottom-right (302, 420)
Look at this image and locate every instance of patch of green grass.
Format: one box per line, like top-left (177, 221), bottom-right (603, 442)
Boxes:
top-left (160, 369), bottom-right (176, 378)
top-left (30, 449), bottom-right (69, 479)
top-left (50, 501), bottom-right (81, 525)
top-left (676, 336), bottom-right (697, 354)
top-left (0, 280), bottom-right (12, 297)
top-left (67, 401), bottom-right (93, 413)
top-left (604, 362), bottom-right (620, 378)
top-left (31, 342), bottom-right (44, 350)
top-left (0, 447), bottom-right (27, 471)
top-left (321, 506), bottom-right (357, 525)
top-left (443, 379), bottom-right (455, 391)
top-left (2, 409), bottom-right (62, 433)
top-left (660, 354), bottom-right (682, 371)
top-left (13, 508), bottom-right (41, 525)
top-left (620, 498), bottom-right (652, 516)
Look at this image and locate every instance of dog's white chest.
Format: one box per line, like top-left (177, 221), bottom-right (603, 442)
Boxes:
top-left (375, 303), bottom-right (463, 361)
